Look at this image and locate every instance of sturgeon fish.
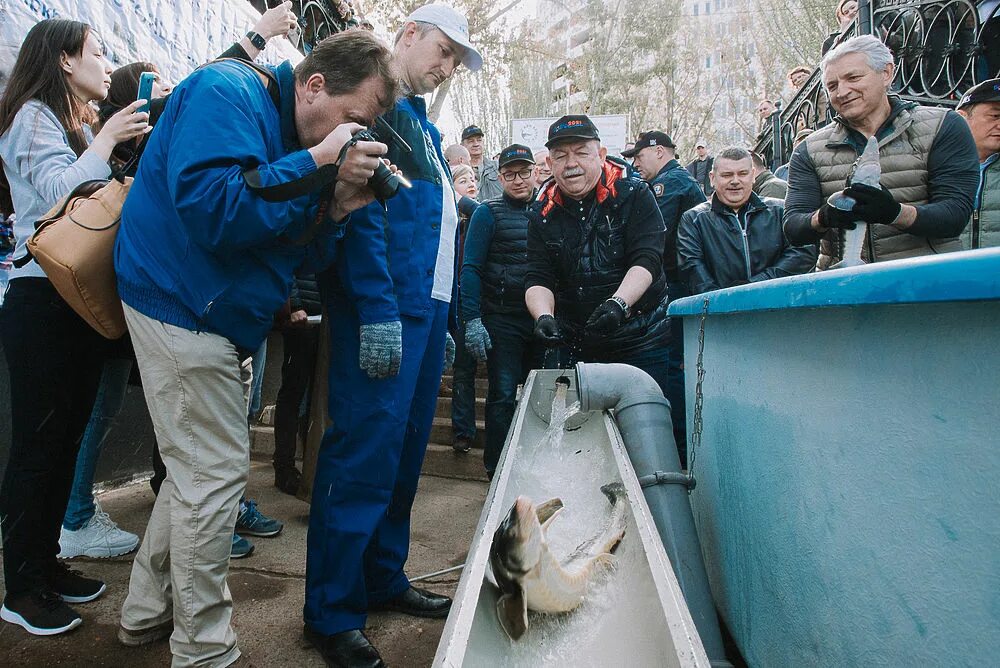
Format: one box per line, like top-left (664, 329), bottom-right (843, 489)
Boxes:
top-left (488, 482), bottom-right (627, 641)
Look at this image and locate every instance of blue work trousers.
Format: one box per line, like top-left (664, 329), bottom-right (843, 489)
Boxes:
top-left (305, 298), bottom-right (449, 635)
top-left (482, 312), bottom-right (542, 476)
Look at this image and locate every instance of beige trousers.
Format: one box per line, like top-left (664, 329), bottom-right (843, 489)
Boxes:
top-left (119, 303), bottom-right (249, 668)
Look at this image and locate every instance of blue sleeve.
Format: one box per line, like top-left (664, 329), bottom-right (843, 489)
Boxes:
top-left (909, 111), bottom-right (979, 237)
top-left (460, 205), bottom-right (495, 323)
top-left (336, 198), bottom-right (399, 324)
top-left (165, 69), bottom-right (319, 252)
top-left (298, 215), bottom-right (351, 274)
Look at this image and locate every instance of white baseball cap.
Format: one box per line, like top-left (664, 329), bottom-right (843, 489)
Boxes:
top-left (403, 4), bottom-right (483, 72)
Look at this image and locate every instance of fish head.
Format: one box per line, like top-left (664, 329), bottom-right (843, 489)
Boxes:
top-left (490, 496), bottom-right (543, 587)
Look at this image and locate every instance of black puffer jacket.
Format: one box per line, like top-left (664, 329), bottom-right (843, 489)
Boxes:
top-left (289, 273), bottom-right (322, 316)
top-left (481, 196), bottom-right (531, 314)
top-left (526, 161), bottom-right (669, 359)
top-left (677, 193), bottom-right (816, 295)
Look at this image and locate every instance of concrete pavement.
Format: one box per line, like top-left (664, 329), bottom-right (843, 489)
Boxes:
top-left (0, 461), bottom-right (489, 667)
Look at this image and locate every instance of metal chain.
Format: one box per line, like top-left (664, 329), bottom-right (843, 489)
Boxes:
top-left (686, 297), bottom-right (710, 491)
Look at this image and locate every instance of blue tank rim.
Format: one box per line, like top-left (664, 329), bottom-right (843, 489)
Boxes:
top-left (668, 248), bottom-right (1000, 317)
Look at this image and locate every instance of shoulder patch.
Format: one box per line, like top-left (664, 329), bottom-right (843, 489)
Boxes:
top-left (653, 183), bottom-right (664, 197)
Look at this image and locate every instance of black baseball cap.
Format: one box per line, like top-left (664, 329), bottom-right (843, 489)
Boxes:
top-left (621, 131), bottom-right (676, 158)
top-left (957, 79), bottom-right (1000, 110)
top-left (498, 144), bottom-right (535, 169)
top-left (545, 115), bottom-right (600, 148)
top-left (461, 125), bottom-right (484, 140)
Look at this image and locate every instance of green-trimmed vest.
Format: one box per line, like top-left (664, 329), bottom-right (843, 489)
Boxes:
top-left (806, 105), bottom-right (964, 267)
top-left (962, 155), bottom-right (1000, 250)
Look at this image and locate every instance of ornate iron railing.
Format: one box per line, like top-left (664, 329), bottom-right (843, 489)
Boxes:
top-left (248, 0), bottom-right (361, 54)
top-left (755, 0), bottom-right (1000, 168)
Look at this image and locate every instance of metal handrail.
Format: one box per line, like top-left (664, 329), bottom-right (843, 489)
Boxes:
top-left (755, 0), bottom-right (1000, 168)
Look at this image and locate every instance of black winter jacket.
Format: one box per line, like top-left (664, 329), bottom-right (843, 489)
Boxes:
top-left (678, 194), bottom-right (817, 295)
top-left (526, 161), bottom-right (670, 358)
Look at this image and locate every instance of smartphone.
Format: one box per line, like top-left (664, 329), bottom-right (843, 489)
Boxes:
top-left (136, 71), bottom-right (156, 114)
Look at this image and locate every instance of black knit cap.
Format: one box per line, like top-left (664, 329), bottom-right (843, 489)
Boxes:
top-left (545, 115), bottom-right (600, 148)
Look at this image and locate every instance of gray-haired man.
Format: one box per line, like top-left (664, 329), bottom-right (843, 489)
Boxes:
top-left (783, 35), bottom-right (979, 268)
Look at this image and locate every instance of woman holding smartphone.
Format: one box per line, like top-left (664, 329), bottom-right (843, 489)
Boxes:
top-left (0, 19), bottom-right (149, 636)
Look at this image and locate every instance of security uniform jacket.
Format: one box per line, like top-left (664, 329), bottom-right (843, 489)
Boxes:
top-left (649, 159), bottom-right (707, 282)
top-left (460, 193), bottom-right (533, 322)
top-left (678, 193), bottom-right (817, 295)
top-left (525, 161), bottom-right (669, 359)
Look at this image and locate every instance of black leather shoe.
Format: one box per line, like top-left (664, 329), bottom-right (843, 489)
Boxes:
top-left (370, 586), bottom-right (451, 619)
top-left (304, 626), bottom-right (384, 668)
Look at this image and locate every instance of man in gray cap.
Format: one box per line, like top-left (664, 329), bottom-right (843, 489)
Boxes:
top-left (686, 139), bottom-right (714, 195)
top-left (462, 124), bottom-right (503, 201)
top-left (307, 5), bottom-right (482, 666)
top-left (956, 78), bottom-right (1000, 249)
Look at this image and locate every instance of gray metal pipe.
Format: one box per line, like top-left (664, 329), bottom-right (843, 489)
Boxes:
top-left (575, 362), bottom-right (732, 668)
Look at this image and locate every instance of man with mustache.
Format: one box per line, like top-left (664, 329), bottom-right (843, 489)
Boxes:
top-left (783, 35), bottom-right (979, 267)
top-left (677, 147), bottom-right (815, 296)
top-left (308, 5), bottom-right (482, 667)
top-left (524, 115), bottom-right (672, 396)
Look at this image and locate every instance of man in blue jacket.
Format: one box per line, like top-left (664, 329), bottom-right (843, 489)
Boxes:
top-left (114, 31), bottom-right (397, 667)
top-left (623, 130), bottom-right (705, 466)
top-left (306, 5), bottom-right (482, 667)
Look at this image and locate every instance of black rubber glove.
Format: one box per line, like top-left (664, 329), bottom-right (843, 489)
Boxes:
top-left (533, 314), bottom-right (564, 346)
top-left (846, 183), bottom-right (902, 226)
top-left (585, 298), bottom-right (626, 336)
top-left (817, 201), bottom-right (858, 230)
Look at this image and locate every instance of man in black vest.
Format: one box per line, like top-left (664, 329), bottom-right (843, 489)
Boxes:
top-left (525, 116), bottom-right (672, 394)
top-left (461, 144), bottom-right (541, 478)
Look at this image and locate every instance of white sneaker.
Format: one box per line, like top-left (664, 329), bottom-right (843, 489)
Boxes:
top-left (58, 501), bottom-right (140, 559)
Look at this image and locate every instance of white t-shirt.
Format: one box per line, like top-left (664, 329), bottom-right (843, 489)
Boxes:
top-left (428, 132), bottom-right (458, 303)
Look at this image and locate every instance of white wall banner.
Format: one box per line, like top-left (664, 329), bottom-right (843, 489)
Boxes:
top-left (511, 114), bottom-right (631, 156)
top-left (0, 0), bottom-right (302, 88)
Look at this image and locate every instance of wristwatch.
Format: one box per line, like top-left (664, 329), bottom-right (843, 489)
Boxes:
top-left (608, 295), bottom-right (631, 319)
top-left (246, 31), bottom-right (267, 50)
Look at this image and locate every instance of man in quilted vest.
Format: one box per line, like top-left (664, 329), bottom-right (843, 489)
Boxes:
top-left (783, 35), bottom-right (979, 267)
top-left (956, 78), bottom-right (1000, 249)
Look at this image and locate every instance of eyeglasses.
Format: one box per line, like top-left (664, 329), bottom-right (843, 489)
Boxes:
top-left (500, 168), bottom-right (533, 182)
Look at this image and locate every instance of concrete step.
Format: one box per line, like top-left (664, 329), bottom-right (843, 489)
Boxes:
top-left (250, 424), bottom-right (275, 458)
top-left (421, 443), bottom-right (490, 482)
top-left (430, 416), bottom-right (485, 449)
top-left (435, 395), bottom-right (486, 421)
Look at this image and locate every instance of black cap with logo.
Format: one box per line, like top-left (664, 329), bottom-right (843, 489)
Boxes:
top-left (545, 115), bottom-right (601, 148)
top-left (956, 79), bottom-right (1000, 110)
top-left (498, 144), bottom-right (535, 169)
top-left (461, 125), bottom-right (485, 140)
top-left (621, 130), bottom-right (677, 158)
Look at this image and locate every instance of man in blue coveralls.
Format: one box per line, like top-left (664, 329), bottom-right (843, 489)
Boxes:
top-left (306, 5), bottom-right (483, 667)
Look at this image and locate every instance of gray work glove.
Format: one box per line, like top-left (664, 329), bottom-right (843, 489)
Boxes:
top-left (358, 321), bottom-right (402, 379)
top-left (464, 318), bottom-right (492, 362)
top-left (444, 332), bottom-right (456, 370)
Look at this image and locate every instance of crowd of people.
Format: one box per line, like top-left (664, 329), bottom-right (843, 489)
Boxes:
top-left (0, 0), bottom-right (998, 666)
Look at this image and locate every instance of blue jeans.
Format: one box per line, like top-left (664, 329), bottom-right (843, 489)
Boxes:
top-left (62, 357), bottom-right (133, 530)
top-left (483, 312), bottom-right (542, 475)
top-left (451, 325), bottom-right (478, 441)
top-left (249, 340), bottom-right (267, 420)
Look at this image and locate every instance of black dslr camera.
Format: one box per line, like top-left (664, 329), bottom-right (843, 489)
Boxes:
top-left (343, 117), bottom-right (412, 201)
